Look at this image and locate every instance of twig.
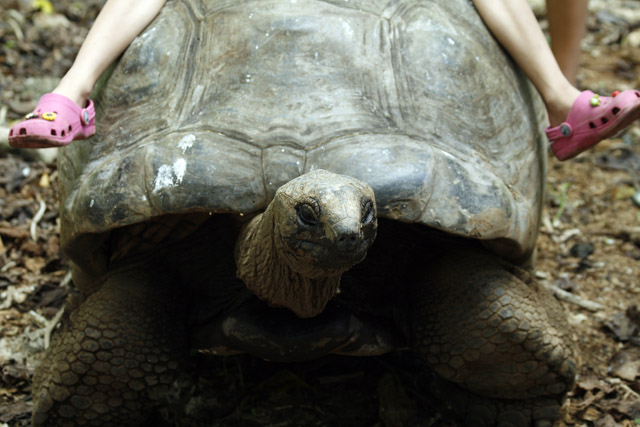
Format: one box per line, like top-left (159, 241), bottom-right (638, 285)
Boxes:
top-left (1, 260), bottom-right (16, 272)
top-left (541, 210), bottom-right (554, 233)
top-left (7, 16), bottom-right (24, 41)
top-left (541, 281), bottom-right (604, 312)
top-left (59, 271), bottom-right (72, 287)
top-left (606, 378), bottom-right (640, 400)
top-left (30, 199), bottom-right (46, 241)
top-left (44, 308), bottom-right (65, 350)
top-left (619, 381), bottom-right (640, 400)
top-left (588, 227), bottom-right (640, 240)
top-left (29, 310), bottom-right (48, 327)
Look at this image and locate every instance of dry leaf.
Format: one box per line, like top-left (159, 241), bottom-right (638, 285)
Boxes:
top-left (0, 227), bottom-right (29, 240)
top-left (24, 257), bottom-right (45, 273)
top-left (38, 172), bottom-right (50, 188)
top-left (582, 406), bottom-right (603, 422)
top-left (45, 235), bottom-right (59, 259)
top-left (19, 240), bottom-right (42, 257)
top-left (594, 413), bottom-right (619, 427)
top-left (609, 348), bottom-right (640, 381)
top-left (605, 311), bottom-right (639, 342)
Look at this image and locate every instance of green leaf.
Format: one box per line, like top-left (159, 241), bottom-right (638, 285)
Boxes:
top-left (32, 0), bottom-right (54, 14)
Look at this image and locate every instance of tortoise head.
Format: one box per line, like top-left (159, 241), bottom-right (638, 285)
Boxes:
top-left (271, 169), bottom-right (377, 278)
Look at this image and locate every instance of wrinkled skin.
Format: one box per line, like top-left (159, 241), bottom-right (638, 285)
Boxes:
top-left (235, 170), bottom-right (377, 318)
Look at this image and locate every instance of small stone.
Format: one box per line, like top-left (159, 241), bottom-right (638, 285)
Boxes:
top-left (569, 242), bottom-right (594, 259)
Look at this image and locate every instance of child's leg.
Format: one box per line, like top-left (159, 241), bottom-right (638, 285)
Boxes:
top-left (54, 0), bottom-right (167, 107)
top-left (547, 0), bottom-right (588, 85)
top-left (471, 0), bottom-right (580, 128)
top-left (473, 0), bottom-right (640, 161)
top-left (9, 0), bottom-right (167, 148)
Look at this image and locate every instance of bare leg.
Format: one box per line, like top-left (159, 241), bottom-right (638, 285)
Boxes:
top-left (547, 0), bottom-right (588, 85)
top-left (472, 0), bottom-right (581, 128)
top-left (53, 0), bottom-right (167, 107)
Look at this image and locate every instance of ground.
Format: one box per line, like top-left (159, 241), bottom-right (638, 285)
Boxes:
top-left (0, 0), bottom-right (639, 426)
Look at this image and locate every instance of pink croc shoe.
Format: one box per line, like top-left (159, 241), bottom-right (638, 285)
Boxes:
top-left (9, 93), bottom-right (96, 149)
top-left (546, 89), bottom-right (640, 160)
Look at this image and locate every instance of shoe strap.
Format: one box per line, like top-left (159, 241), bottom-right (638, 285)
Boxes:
top-left (80, 99), bottom-right (96, 125)
top-left (545, 122), bottom-right (573, 141)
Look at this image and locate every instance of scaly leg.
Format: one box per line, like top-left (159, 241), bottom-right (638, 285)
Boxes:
top-left (411, 249), bottom-right (578, 426)
top-left (32, 264), bottom-right (186, 426)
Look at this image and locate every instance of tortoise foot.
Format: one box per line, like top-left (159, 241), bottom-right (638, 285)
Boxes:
top-left (450, 383), bottom-right (564, 427)
top-left (411, 249), bottom-right (578, 426)
top-left (32, 266), bottom-right (186, 426)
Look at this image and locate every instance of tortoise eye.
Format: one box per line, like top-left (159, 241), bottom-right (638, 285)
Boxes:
top-left (296, 202), bottom-right (319, 226)
top-left (361, 200), bottom-right (374, 225)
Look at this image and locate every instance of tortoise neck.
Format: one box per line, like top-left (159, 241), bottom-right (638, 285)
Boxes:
top-left (235, 207), bottom-right (340, 318)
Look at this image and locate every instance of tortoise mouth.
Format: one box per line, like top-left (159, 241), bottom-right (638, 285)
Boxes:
top-left (282, 235), bottom-right (374, 276)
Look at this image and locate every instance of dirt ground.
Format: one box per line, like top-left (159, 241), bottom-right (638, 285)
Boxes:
top-left (1, 1), bottom-right (639, 426)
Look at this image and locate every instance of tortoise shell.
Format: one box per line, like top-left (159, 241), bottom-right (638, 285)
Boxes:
top-left (58, 0), bottom-right (546, 271)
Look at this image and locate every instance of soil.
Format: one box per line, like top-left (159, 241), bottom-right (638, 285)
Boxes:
top-left (0, 1), bottom-right (639, 426)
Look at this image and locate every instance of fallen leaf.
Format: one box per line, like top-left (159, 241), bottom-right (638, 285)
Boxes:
top-left (19, 240), bottom-right (42, 257)
top-left (612, 185), bottom-right (637, 201)
top-left (31, 0), bottom-right (53, 14)
top-left (38, 172), bottom-right (50, 188)
top-left (594, 413), bottom-right (618, 427)
top-left (582, 406), bottom-right (603, 422)
top-left (609, 348), bottom-right (640, 381)
top-left (24, 257), bottom-right (45, 273)
top-left (45, 235), bottom-right (59, 259)
top-left (605, 311), bottom-right (639, 342)
top-left (0, 399), bottom-right (32, 423)
top-left (0, 227), bottom-right (29, 240)
top-left (576, 372), bottom-right (609, 392)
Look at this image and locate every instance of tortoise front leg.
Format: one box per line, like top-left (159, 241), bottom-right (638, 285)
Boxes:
top-left (411, 249), bottom-right (578, 426)
top-left (32, 264), bottom-right (186, 426)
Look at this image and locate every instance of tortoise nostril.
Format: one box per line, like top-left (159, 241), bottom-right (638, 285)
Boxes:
top-left (337, 233), bottom-right (359, 251)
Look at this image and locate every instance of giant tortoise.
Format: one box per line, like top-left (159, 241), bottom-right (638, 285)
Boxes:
top-left (33, 0), bottom-right (578, 425)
